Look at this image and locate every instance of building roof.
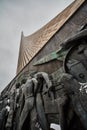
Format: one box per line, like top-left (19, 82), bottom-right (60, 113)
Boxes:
top-left (16, 0), bottom-right (85, 74)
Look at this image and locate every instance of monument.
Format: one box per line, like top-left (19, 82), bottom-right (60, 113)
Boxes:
top-left (0, 0), bottom-right (87, 130)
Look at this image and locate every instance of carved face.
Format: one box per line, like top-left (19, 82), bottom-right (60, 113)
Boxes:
top-left (64, 42), bottom-right (87, 83)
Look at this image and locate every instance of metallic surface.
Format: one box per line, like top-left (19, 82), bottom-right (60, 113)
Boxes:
top-left (16, 0), bottom-right (85, 74)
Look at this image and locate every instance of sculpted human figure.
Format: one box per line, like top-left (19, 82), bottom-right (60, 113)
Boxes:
top-left (14, 83), bottom-right (21, 109)
top-left (59, 73), bottom-right (86, 130)
top-left (17, 79), bottom-right (27, 117)
top-left (5, 84), bottom-right (17, 130)
top-left (18, 77), bottom-right (38, 130)
top-left (34, 72), bottom-right (52, 91)
top-left (34, 72), bottom-right (52, 130)
top-left (0, 99), bottom-right (10, 130)
top-left (13, 82), bottom-right (22, 130)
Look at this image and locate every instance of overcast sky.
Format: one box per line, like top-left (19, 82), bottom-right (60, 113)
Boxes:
top-left (0, 0), bottom-right (73, 92)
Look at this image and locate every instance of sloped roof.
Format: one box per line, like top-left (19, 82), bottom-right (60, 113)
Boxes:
top-left (16, 0), bottom-right (85, 74)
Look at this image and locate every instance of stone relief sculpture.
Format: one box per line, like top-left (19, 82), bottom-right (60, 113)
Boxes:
top-left (0, 29), bottom-right (87, 130)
